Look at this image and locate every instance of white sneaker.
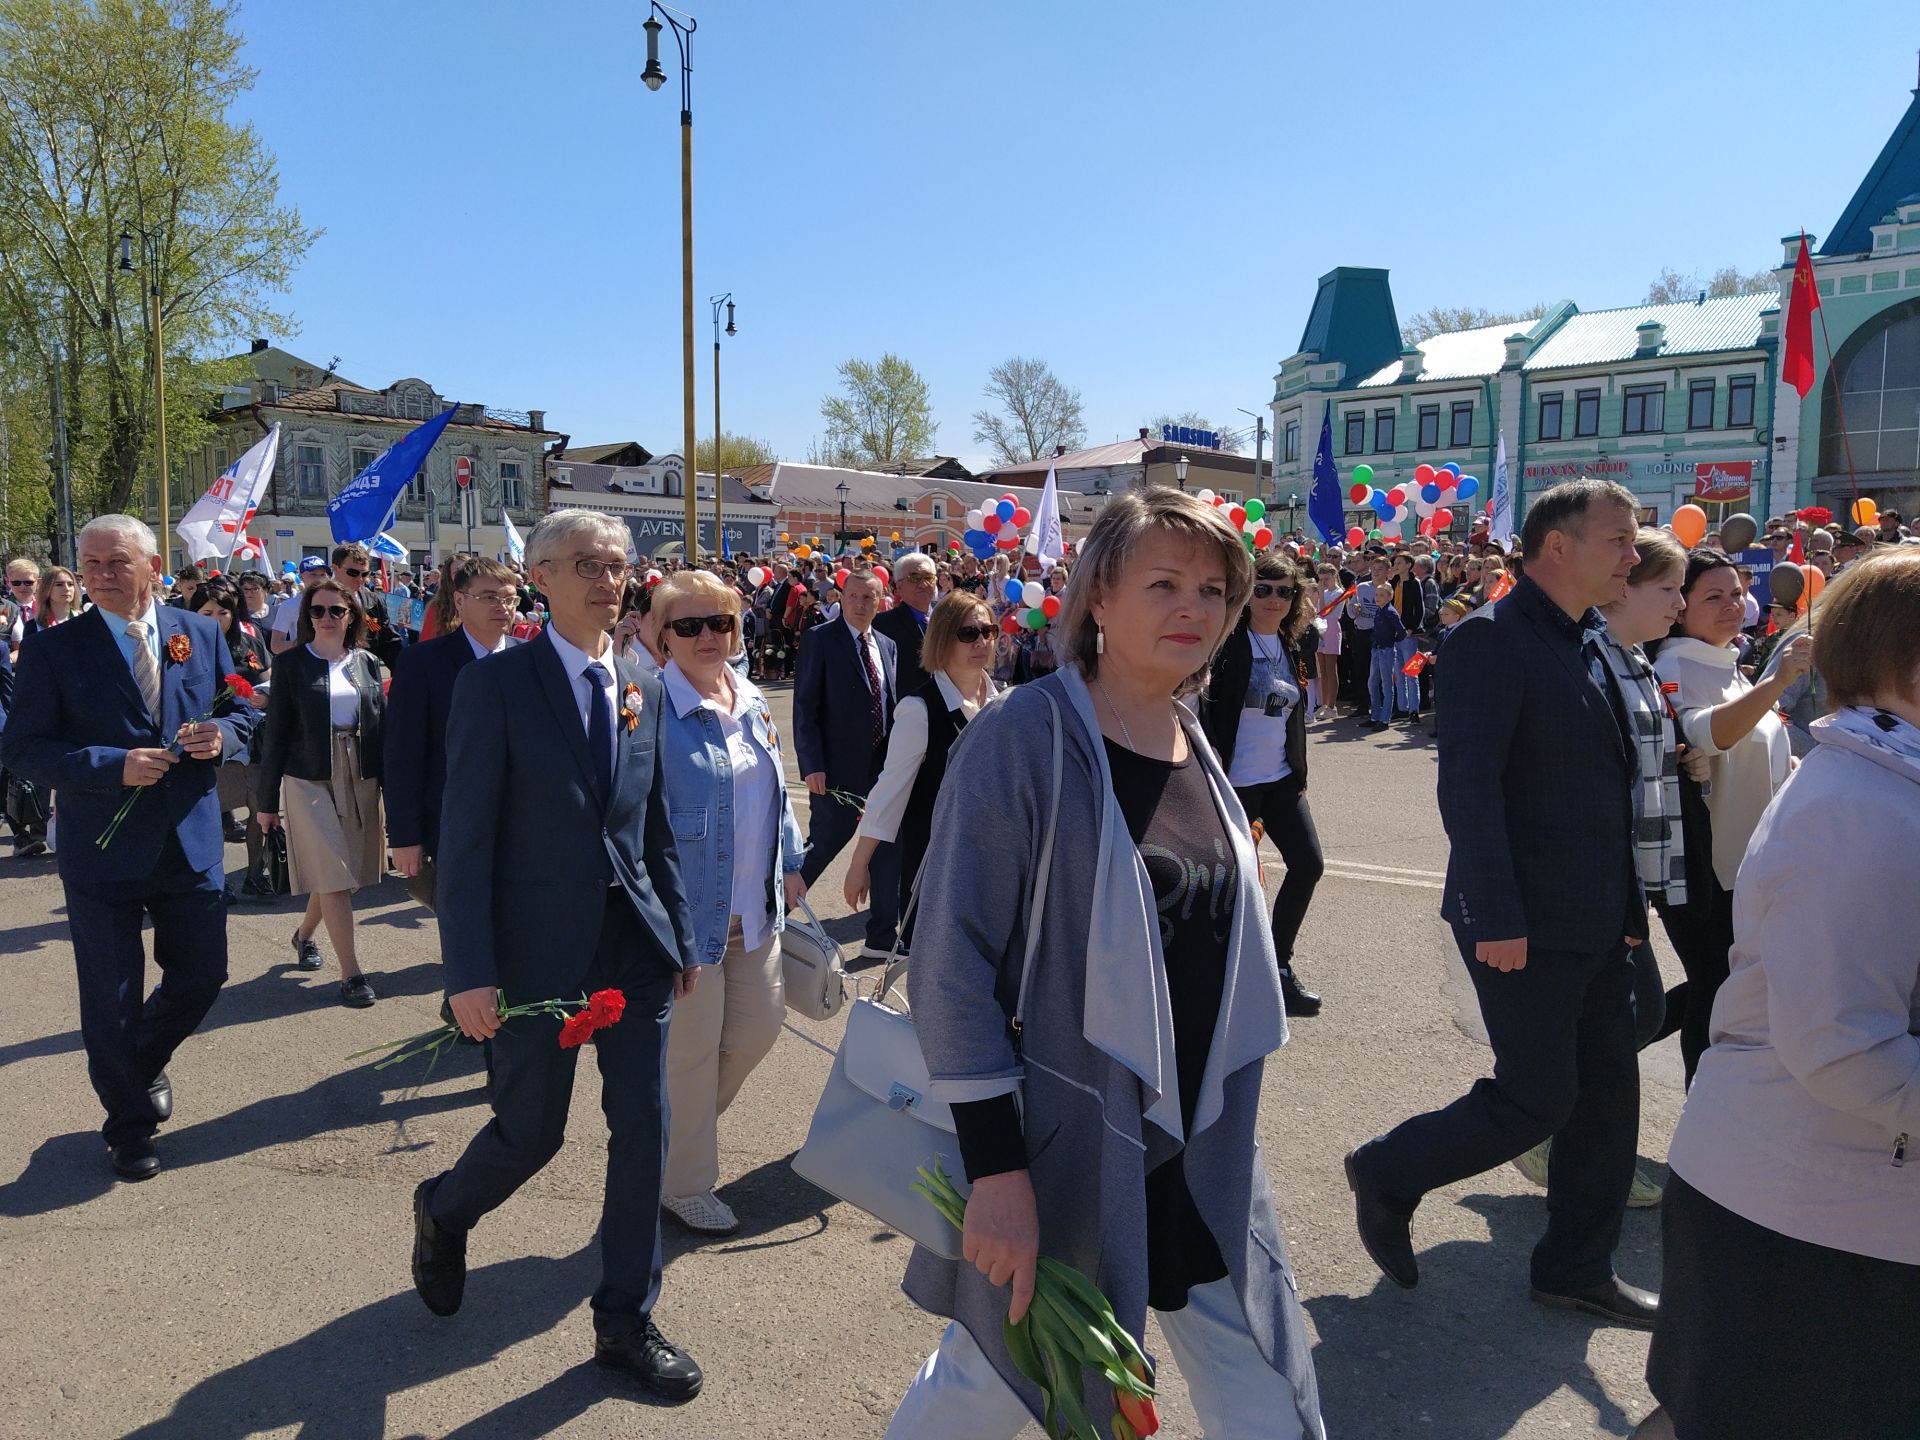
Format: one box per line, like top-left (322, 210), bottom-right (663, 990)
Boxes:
top-left (857, 944), bottom-right (900, 963)
top-left (1627, 1165), bottom-right (1664, 1209)
top-left (663, 1190), bottom-right (739, 1235)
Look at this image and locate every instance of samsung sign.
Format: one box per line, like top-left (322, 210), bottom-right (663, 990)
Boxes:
top-left (1161, 423), bottom-right (1221, 450)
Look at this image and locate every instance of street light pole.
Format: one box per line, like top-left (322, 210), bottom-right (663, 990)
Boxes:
top-left (836, 481), bottom-right (849, 549)
top-left (119, 226), bottom-right (169, 560)
top-left (710, 292), bottom-right (733, 559)
top-left (642, 3), bottom-right (699, 566)
top-left (1175, 454), bottom-right (1189, 492)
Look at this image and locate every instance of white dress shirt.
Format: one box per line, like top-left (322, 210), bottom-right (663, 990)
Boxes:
top-left (545, 624), bottom-right (621, 780)
top-left (465, 629), bottom-right (511, 661)
top-left (858, 671), bottom-right (999, 842)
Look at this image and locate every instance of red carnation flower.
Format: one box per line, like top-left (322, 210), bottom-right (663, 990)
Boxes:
top-left (557, 1011), bottom-right (597, 1049)
top-left (1797, 506), bottom-right (1833, 526)
top-left (585, 988), bottom-right (626, 1026)
top-left (223, 672), bottom-right (256, 703)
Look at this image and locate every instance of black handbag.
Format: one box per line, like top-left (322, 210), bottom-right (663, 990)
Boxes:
top-left (5, 772), bottom-right (50, 830)
top-left (265, 827), bottom-right (291, 896)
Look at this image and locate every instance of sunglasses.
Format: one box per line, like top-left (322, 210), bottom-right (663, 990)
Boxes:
top-left (311, 604), bottom-right (351, 620)
top-left (666, 612), bottom-right (738, 639)
top-left (8, 578), bottom-right (34, 587)
top-left (339, 566), bottom-right (368, 579)
top-left (1252, 584), bottom-right (1297, 600)
top-left (953, 624), bottom-right (993, 643)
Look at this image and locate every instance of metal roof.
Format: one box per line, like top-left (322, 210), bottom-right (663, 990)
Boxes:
top-left (1355, 320), bottom-right (1518, 387)
top-left (1823, 86), bottom-right (1920, 256)
top-left (745, 462), bottom-right (1101, 520)
top-left (1522, 293), bottom-right (1774, 371)
top-left (1297, 267), bottom-right (1403, 381)
top-left (983, 438), bottom-right (1149, 477)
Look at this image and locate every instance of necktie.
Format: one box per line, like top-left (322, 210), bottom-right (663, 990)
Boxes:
top-left (125, 620), bottom-right (162, 719)
top-left (583, 662), bottom-right (614, 805)
top-left (858, 631), bottom-right (886, 749)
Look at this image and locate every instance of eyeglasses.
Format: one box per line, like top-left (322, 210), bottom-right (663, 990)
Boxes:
top-left (339, 566), bottom-right (368, 579)
top-left (311, 604), bottom-right (351, 620)
top-left (953, 624), bottom-right (993, 643)
top-left (460, 589), bottom-right (518, 609)
top-left (570, 558), bottom-right (632, 583)
top-left (666, 612), bottom-right (738, 639)
top-left (1252, 584), bottom-right (1297, 600)
top-left (7, 578), bottom-right (33, 587)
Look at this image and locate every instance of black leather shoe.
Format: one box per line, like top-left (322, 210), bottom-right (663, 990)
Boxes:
top-left (147, 1070), bottom-right (172, 1122)
top-left (1531, 1276), bottom-right (1659, 1329)
top-left (595, 1320), bottom-right (704, 1401)
top-left (1345, 1147), bottom-right (1417, 1289)
top-left (109, 1137), bottom-right (160, 1181)
top-left (291, 929), bottom-right (324, 971)
top-left (412, 1178), bottom-right (467, 1316)
top-left (1280, 967), bottom-right (1322, 1017)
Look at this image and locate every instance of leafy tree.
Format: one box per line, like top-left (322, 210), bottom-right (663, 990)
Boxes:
top-left (1644, 265), bottom-right (1777, 304)
top-left (1144, 411), bottom-right (1244, 455)
top-left (971, 356), bottom-right (1085, 466)
top-left (819, 354), bottom-right (936, 466)
top-left (694, 431), bottom-right (776, 475)
top-left (1401, 303), bottom-right (1552, 345)
top-left (0, 0), bottom-right (317, 529)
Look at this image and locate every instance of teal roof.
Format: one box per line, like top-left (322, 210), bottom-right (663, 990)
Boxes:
top-left (1522, 293), bottom-right (1773, 371)
top-left (1296, 268), bottom-right (1402, 383)
top-left (1823, 88), bottom-right (1920, 257)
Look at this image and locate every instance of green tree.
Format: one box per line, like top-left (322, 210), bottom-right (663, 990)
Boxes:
top-left (819, 353), bottom-right (936, 466)
top-left (971, 356), bottom-right (1085, 466)
top-left (1400, 303), bottom-right (1553, 345)
top-left (0, 0), bottom-right (317, 531)
top-left (695, 431), bottom-right (776, 476)
top-left (1644, 265), bottom-right (1777, 304)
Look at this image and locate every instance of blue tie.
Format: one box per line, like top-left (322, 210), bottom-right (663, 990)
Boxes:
top-left (584, 662), bottom-right (613, 806)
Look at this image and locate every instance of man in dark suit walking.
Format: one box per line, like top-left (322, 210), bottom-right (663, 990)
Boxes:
top-left (409, 512), bottom-right (704, 1401)
top-left (872, 551), bottom-right (937, 700)
top-left (2, 515), bottom-right (256, 1180)
top-left (1345, 479), bottom-right (1659, 1328)
top-left (794, 568), bottom-right (899, 958)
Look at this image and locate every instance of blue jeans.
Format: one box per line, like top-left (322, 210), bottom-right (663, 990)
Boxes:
top-left (1368, 646), bottom-right (1398, 724)
top-left (1395, 637), bottom-right (1421, 714)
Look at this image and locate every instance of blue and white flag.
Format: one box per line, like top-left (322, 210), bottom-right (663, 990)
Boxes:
top-left (1490, 430), bottom-right (1513, 546)
top-left (328, 407), bottom-right (458, 543)
top-left (1306, 402), bottom-right (1345, 545)
top-left (369, 531), bottom-right (410, 562)
top-left (502, 510), bottom-right (526, 566)
top-left (1025, 463), bottom-right (1065, 570)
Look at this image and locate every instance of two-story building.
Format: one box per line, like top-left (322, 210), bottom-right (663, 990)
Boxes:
top-left (544, 452), bottom-right (781, 559)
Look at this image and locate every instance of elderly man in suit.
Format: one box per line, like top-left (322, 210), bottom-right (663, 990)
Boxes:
top-left (409, 511), bottom-right (704, 1400)
top-left (1346, 478), bottom-right (1660, 1329)
top-left (2, 515), bottom-right (256, 1180)
top-left (794, 567), bottom-right (900, 959)
top-left (873, 551), bottom-right (937, 700)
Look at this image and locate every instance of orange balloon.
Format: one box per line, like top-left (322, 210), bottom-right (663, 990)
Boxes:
top-left (1671, 503), bottom-right (1709, 549)
top-left (1796, 562), bottom-right (1825, 612)
top-left (1851, 498), bottom-right (1878, 527)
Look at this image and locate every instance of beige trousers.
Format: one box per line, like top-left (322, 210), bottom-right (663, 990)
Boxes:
top-left (663, 918), bottom-right (785, 1198)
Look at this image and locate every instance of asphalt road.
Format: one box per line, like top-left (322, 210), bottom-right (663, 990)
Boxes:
top-left (0, 685), bottom-right (1687, 1440)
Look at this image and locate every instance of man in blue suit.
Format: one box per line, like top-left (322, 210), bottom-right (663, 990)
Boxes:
top-left (1346, 479), bottom-right (1658, 1329)
top-left (793, 567), bottom-right (900, 957)
top-left (1, 516), bottom-right (256, 1180)
top-left (409, 513), bottom-right (705, 1401)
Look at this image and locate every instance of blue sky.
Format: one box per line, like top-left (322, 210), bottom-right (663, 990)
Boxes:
top-left (232, 0), bottom-right (1917, 469)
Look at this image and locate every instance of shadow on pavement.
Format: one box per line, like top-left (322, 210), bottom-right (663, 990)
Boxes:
top-left (664, 1151), bottom-right (834, 1259)
top-left (1308, 1192), bottom-right (1658, 1440)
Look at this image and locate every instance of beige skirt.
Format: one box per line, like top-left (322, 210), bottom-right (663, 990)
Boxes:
top-left (281, 729), bottom-right (383, 895)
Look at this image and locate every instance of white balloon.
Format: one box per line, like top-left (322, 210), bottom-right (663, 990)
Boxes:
top-left (747, 566), bottom-right (767, 587)
top-left (1413, 498), bottom-right (1436, 519)
top-left (1021, 580), bottom-right (1045, 607)
top-left (1196, 488), bottom-right (1216, 504)
top-left (966, 508), bottom-right (984, 529)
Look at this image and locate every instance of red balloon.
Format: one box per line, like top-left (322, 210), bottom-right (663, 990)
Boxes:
top-left (1434, 507), bottom-right (1454, 530)
top-left (1229, 506), bottom-right (1247, 527)
top-left (834, 569), bottom-right (850, 587)
top-left (1012, 507), bottom-right (1031, 527)
top-left (1414, 464), bottom-right (1436, 485)
top-left (1346, 527), bottom-right (1365, 546)
top-left (1386, 487), bottom-right (1407, 507)
top-left (1349, 483), bottom-right (1369, 505)
top-left (1040, 595), bottom-right (1061, 618)
top-left (981, 512), bottom-right (1003, 534)
top-left (1254, 526), bottom-right (1274, 548)
top-left (873, 566), bottom-right (889, 585)
top-left (1001, 612), bottom-right (1021, 634)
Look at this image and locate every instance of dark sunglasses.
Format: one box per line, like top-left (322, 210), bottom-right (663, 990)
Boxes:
top-left (666, 612), bottom-right (738, 639)
top-left (339, 566), bottom-right (368, 579)
top-left (953, 624), bottom-right (993, 643)
top-left (8, 578), bottom-right (34, 587)
top-left (311, 604), bottom-right (351, 620)
top-left (1252, 583), bottom-right (1297, 600)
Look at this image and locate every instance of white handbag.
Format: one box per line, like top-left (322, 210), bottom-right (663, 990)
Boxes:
top-left (790, 693), bottom-right (1063, 1259)
top-left (780, 896), bottom-right (847, 1021)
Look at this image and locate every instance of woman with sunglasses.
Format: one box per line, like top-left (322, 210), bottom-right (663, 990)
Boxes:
top-left (1199, 552), bottom-right (1325, 1016)
top-left (650, 570), bottom-right (808, 1235)
top-left (256, 582), bottom-right (389, 1008)
top-left (845, 590), bottom-right (1003, 935)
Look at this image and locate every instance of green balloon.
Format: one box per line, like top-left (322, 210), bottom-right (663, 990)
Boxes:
top-left (1368, 527), bottom-right (1384, 539)
top-left (1026, 607), bottom-right (1047, 630)
top-left (1244, 497), bottom-right (1266, 521)
top-left (1354, 463), bottom-right (1375, 487)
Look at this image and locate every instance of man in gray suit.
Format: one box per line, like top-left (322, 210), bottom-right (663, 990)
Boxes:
top-left (408, 511), bottom-right (704, 1401)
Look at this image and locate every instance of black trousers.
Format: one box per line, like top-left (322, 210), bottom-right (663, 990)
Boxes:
top-left (1232, 774), bottom-right (1325, 967)
top-left (64, 834), bottom-right (228, 1146)
top-left (1356, 933), bottom-right (1639, 1292)
top-left (1343, 627), bottom-right (1373, 708)
top-left (428, 895), bottom-right (677, 1338)
top-left (801, 781), bottom-right (900, 952)
top-left (1650, 878), bottom-right (1735, 1086)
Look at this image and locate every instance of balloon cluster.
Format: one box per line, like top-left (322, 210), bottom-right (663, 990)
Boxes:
top-left (962, 494), bottom-right (1031, 559)
top-left (1194, 490), bottom-right (1274, 550)
top-left (1000, 577), bottom-right (1061, 634)
top-left (1342, 463), bottom-right (1478, 547)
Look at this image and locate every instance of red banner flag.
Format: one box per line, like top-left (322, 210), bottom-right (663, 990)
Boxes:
top-left (1782, 232), bottom-right (1820, 400)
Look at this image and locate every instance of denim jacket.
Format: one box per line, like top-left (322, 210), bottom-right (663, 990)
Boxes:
top-left (659, 660), bottom-right (808, 961)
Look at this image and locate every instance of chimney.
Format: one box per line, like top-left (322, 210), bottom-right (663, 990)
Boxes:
top-left (250, 337), bottom-right (269, 353)
top-left (528, 409), bottom-right (546, 431)
top-left (1138, 427), bottom-right (1151, 442)
top-left (1054, 444), bottom-right (1068, 457)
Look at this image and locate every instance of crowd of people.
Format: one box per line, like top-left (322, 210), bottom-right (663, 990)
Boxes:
top-left (0, 485), bottom-right (1915, 1437)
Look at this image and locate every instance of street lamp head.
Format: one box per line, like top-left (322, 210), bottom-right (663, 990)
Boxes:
top-left (725, 299), bottom-right (736, 336)
top-left (118, 230), bottom-right (134, 272)
top-left (835, 481), bottom-right (849, 499)
top-left (641, 14), bottom-right (666, 90)
top-left (1176, 454), bottom-right (1190, 483)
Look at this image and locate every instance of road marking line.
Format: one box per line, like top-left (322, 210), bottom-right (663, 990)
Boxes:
top-left (1318, 867), bottom-right (1444, 891)
top-left (1319, 859), bottom-right (1446, 879)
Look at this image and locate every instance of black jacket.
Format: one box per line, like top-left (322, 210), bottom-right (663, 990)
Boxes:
top-left (873, 602), bottom-right (931, 699)
top-left (256, 644), bottom-right (388, 812)
top-left (381, 630), bottom-right (481, 854)
top-left (1198, 618), bottom-right (1315, 784)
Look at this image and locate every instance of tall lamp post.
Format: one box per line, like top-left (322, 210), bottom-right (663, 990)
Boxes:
top-left (710, 292), bottom-right (734, 557)
top-left (835, 481), bottom-right (850, 550)
top-left (641, 2), bottom-right (699, 565)
top-left (119, 226), bottom-right (170, 560)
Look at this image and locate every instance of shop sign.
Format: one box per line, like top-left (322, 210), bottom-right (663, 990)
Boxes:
top-left (1160, 423), bottom-right (1221, 450)
top-left (1693, 461), bottom-right (1753, 503)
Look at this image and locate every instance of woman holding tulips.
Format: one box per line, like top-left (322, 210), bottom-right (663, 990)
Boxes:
top-left (887, 488), bottom-right (1324, 1440)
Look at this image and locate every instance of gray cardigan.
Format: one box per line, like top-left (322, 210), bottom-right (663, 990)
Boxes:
top-left (903, 665), bottom-right (1323, 1437)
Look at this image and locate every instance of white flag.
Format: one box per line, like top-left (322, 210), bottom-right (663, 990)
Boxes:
top-left (1490, 430), bottom-right (1514, 548)
top-left (1024, 463), bottom-right (1064, 571)
top-left (177, 424), bottom-right (281, 562)
top-left (502, 510), bottom-right (526, 565)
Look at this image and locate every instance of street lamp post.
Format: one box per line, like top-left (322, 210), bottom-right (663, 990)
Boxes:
top-left (119, 226), bottom-right (170, 560)
top-left (642, 3), bottom-right (699, 565)
top-left (835, 481), bottom-right (849, 550)
top-left (710, 291), bottom-right (734, 558)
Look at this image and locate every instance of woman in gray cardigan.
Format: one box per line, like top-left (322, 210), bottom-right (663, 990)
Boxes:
top-left (886, 490), bottom-right (1325, 1440)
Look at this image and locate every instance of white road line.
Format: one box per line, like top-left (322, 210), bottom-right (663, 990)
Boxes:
top-left (1319, 858), bottom-right (1446, 879)
top-left (1318, 866), bottom-right (1444, 891)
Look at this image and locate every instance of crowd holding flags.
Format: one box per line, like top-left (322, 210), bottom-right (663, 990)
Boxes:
top-left (328, 406), bottom-right (459, 544)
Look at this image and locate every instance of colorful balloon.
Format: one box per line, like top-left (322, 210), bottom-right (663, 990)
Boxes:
top-left (834, 569), bottom-right (850, 587)
top-left (1244, 498), bottom-right (1266, 521)
top-left (873, 566), bottom-right (889, 586)
top-left (1041, 595), bottom-right (1061, 618)
top-left (1346, 527), bottom-right (1366, 546)
top-left (1012, 507), bottom-right (1031, 528)
top-left (1004, 579), bottom-right (1024, 603)
top-left (996, 499), bottom-right (1016, 522)
top-left (1253, 526), bottom-right (1273, 548)
top-left (1196, 488), bottom-right (1216, 504)
top-left (982, 512), bottom-right (1003, 534)
top-left (1441, 462), bottom-right (1461, 478)
top-left (1026, 607), bottom-right (1047, 630)
top-left (1454, 476), bottom-right (1479, 500)
top-left (1414, 464), bottom-right (1436, 485)
top-left (1671, 503), bottom-right (1709, 548)
top-left (747, 566), bottom-right (767, 587)
top-left (794, 544), bottom-right (812, 559)
top-left (1229, 505), bottom-right (1247, 527)
top-left (1349, 483), bottom-right (1370, 505)
top-left (1386, 487), bottom-right (1407, 507)
top-left (1852, 497), bottom-right (1879, 526)
top-left (1022, 580), bottom-right (1045, 607)
top-left (1434, 507), bottom-right (1454, 530)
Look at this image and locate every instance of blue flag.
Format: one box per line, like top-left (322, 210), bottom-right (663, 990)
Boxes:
top-left (1306, 401), bottom-right (1345, 544)
top-left (721, 523), bottom-right (731, 560)
top-left (328, 407), bottom-right (459, 543)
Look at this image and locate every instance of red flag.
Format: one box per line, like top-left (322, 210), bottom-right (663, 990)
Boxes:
top-left (1782, 232), bottom-right (1820, 399)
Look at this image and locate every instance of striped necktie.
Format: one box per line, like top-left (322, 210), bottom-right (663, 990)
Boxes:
top-left (125, 620), bottom-right (162, 718)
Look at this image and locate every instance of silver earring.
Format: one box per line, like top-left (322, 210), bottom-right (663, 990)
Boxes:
top-left (1095, 626), bottom-right (1105, 655)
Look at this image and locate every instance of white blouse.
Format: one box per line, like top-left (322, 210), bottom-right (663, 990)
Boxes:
top-left (310, 646), bottom-right (359, 726)
top-left (858, 672), bottom-right (1001, 843)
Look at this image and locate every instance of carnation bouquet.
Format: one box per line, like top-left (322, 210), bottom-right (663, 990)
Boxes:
top-left (347, 988), bottom-right (628, 1076)
top-left (96, 672), bottom-right (256, 849)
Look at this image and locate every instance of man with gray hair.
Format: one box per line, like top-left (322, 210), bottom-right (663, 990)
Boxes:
top-left (874, 550), bottom-right (937, 697)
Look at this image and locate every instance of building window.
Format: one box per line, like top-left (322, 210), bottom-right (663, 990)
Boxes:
top-left (295, 445), bottom-right (326, 498)
top-left (350, 447), bottom-right (377, 479)
top-left (1344, 412), bottom-right (1366, 454)
top-left (1623, 384), bottom-right (1665, 434)
top-left (1820, 306), bottom-right (1920, 475)
top-left (1373, 409), bottom-right (1395, 453)
top-left (1687, 380), bottom-right (1716, 430)
top-left (1538, 392), bottom-right (1563, 441)
top-left (931, 498), bottom-right (946, 521)
top-left (499, 461), bottom-right (523, 509)
top-left (407, 469), bottom-right (430, 505)
top-left (212, 446), bottom-right (230, 477)
top-left (402, 389), bottom-right (432, 420)
top-left (1282, 421), bottom-right (1300, 464)
top-left (1417, 405), bottom-right (1439, 449)
top-left (1575, 389), bottom-right (1601, 437)
top-left (1449, 401), bottom-right (1473, 447)
top-left (1728, 375), bottom-right (1756, 428)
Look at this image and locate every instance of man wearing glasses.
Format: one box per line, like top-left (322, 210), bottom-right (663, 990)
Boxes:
top-left (269, 557), bottom-right (335, 655)
top-left (326, 542), bottom-right (404, 669)
top-left (411, 512), bottom-right (704, 1402)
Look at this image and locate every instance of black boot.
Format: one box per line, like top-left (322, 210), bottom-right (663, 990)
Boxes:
top-left (1280, 966), bottom-right (1322, 1017)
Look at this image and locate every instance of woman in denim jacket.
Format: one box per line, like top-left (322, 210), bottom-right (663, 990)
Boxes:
top-left (650, 571), bottom-right (808, 1236)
